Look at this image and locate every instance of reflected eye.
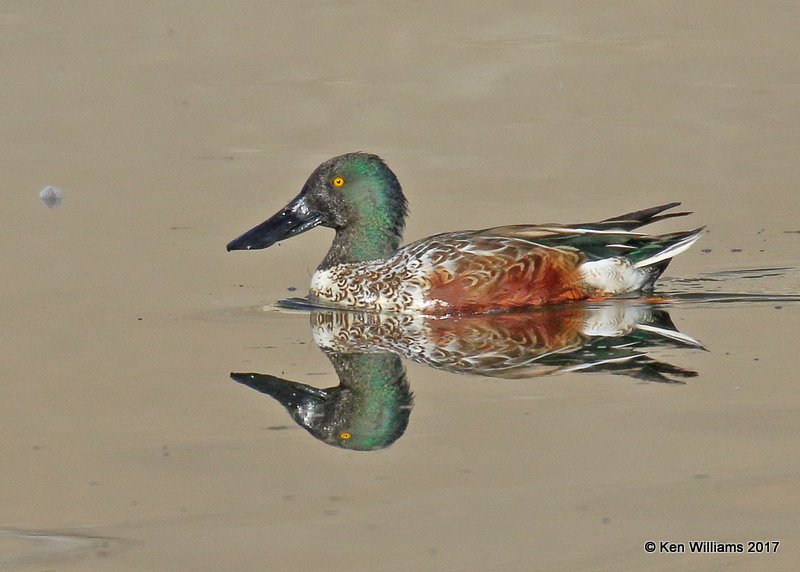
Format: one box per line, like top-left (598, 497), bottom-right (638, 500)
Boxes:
top-left (340, 432), bottom-right (351, 440)
top-left (332, 177), bottom-right (345, 188)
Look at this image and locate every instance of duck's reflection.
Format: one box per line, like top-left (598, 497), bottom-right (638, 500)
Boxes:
top-left (233, 352), bottom-right (411, 451)
top-left (232, 301), bottom-right (703, 451)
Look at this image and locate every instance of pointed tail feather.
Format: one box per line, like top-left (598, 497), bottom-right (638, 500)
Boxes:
top-left (635, 323), bottom-right (706, 349)
top-left (601, 202), bottom-right (693, 230)
top-left (632, 227), bottom-right (705, 269)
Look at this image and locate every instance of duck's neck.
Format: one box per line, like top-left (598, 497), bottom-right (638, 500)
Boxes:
top-left (319, 225), bottom-right (398, 269)
top-left (319, 195), bottom-right (407, 269)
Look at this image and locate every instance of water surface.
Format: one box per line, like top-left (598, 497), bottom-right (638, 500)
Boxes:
top-left (2, 2), bottom-right (800, 570)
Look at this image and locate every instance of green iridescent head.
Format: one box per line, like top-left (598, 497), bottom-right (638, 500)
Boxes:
top-left (231, 352), bottom-right (413, 451)
top-left (227, 152), bottom-right (408, 269)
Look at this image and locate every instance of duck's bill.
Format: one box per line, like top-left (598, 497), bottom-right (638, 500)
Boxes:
top-left (226, 193), bottom-right (322, 251)
top-left (230, 372), bottom-right (328, 409)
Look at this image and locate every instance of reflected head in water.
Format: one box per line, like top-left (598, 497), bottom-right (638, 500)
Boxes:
top-left (232, 352), bottom-right (412, 451)
top-left (231, 301), bottom-right (703, 451)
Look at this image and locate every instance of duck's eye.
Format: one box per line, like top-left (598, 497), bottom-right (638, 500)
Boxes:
top-left (332, 176), bottom-right (345, 188)
top-left (340, 432), bottom-right (351, 440)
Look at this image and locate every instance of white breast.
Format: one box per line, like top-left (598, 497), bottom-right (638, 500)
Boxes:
top-left (309, 255), bottom-right (433, 314)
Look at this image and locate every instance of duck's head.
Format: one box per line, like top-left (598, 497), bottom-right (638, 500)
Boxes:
top-left (231, 352), bottom-right (413, 451)
top-left (227, 152), bottom-right (408, 268)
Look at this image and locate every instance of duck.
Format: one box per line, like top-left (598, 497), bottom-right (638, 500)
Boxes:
top-left (227, 152), bottom-right (703, 315)
top-left (304, 302), bottom-right (702, 381)
top-left (231, 302), bottom-right (702, 450)
top-left (232, 352), bottom-right (412, 452)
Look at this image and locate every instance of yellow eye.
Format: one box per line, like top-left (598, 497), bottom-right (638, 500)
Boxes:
top-left (340, 432), bottom-right (351, 440)
top-left (332, 176), bottom-right (345, 188)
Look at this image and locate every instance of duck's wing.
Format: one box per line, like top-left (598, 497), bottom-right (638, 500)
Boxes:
top-left (482, 202), bottom-right (690, 235)
top-left (475, 203), bottom-right (702, 263)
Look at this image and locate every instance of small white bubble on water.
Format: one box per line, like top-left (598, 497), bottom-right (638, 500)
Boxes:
top-left (39, 185), bottom-right (63, 208)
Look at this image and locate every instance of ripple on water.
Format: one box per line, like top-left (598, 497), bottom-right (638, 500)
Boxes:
top-left (660, 266), bottom-right (800, 305)
top-left (0, 528), bottom-right (123, 569)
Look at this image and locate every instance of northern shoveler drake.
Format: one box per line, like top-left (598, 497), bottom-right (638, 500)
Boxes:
top-left (227, 152), bottom-right (703, 314)
top-left (305, 303), bottom-right (703, 380)
top-left (231, 302), bottom-right (702, 450)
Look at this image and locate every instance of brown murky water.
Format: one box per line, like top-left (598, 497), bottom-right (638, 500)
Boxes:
top-left (3, 2), bottom-right (800, 571)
